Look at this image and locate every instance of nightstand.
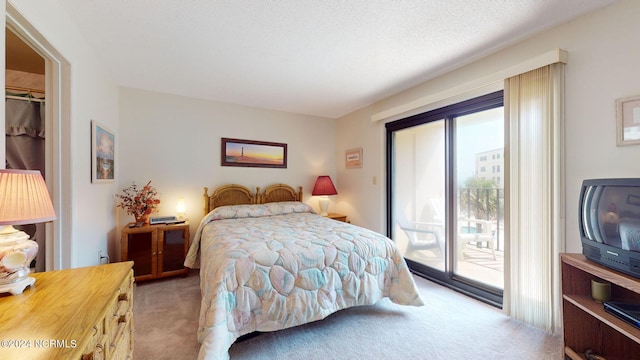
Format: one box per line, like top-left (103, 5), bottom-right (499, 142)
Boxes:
top-left (327, 213), bottom-right (348, 222)
top-left (121, 221), bottom-right (189, 282)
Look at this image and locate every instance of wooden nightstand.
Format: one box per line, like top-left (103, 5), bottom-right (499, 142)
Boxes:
top-left (327, 213), bottom-right (348, 222)
top-left (121, 221), bottom-right (189, 282)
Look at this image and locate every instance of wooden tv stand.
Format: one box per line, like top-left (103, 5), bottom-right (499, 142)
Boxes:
top-left (561, 253), bottom-right (640, 359)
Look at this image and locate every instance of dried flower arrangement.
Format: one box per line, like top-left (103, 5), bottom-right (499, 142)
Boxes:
top-left (115, 181), bottom-right (160, 222)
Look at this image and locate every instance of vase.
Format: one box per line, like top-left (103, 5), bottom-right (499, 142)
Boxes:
top-left (135, 213), bottom-right (150, 224)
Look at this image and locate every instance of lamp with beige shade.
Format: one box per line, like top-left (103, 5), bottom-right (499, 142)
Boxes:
top-left (0, 169), bottom-right (56, 295)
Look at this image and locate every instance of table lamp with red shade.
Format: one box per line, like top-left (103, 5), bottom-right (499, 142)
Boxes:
top-left (312, 175), bottom-right (337, 216)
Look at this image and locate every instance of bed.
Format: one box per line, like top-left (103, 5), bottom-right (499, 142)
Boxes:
top-left (184, 183), bottom-right (423, 360)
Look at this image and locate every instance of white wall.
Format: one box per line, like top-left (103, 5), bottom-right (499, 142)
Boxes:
top-left (8, 0), bottom-right (120, 267)
top-left (6, 2), bottom-right (335, 267)
top-left (336, 0), bottom-right (640, 253)
top-left (118, 87), bottom-right (336, 252)
top-left (9, 0), bottom-right (638, 268)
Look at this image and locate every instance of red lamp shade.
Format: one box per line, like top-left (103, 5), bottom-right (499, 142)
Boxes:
top-left (312, 176), bottom-right (337, 196)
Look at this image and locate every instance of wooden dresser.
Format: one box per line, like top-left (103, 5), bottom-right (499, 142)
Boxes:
top-left (0, 262), bottom-right (134, 359)
top-left (561, 253), bottom-right (640, 359)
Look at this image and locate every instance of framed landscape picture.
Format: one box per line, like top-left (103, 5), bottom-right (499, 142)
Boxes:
top-left (221, 138), bottom-right (287, 168)
top-left (91, 120), bottom-right (115, 183)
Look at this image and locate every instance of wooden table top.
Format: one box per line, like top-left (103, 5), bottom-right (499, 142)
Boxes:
top-left (0, 262), bottom-right (133, 359)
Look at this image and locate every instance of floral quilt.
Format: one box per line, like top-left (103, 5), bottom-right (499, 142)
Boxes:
top-left (184, 202), bottom-right (423, 360)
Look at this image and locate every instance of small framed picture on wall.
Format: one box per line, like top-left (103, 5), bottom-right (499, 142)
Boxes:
top-left (91, 120), bottom-right (115, 183)
top-left (345, 148), bottom-right (362, 169)
top-left (616, 95), bottom-right (640, 146)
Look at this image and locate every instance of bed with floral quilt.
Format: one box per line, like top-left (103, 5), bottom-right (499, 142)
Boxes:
top-left (184, 184), bottom-right (423, 360)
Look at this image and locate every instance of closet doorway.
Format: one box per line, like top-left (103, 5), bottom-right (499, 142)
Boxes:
top-left (6, 4), bottom-right (73, 271)
top-left (5, 28), bottom-right (47, 272)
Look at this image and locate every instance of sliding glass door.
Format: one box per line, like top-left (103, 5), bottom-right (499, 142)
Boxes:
top-left (453, 108), bottom-right (504, 290)
top-left (387, 91), bottom-right (505, 305)
top-left (392, 121), bottom-right (446, 273)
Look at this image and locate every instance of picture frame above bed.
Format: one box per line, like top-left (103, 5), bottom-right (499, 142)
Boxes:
top-left (221, 137), bottom-right (287, 168)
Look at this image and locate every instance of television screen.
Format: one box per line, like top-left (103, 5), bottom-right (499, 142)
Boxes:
top-left (582, 183), bottom-right (640, 252)
top-left (580, 179), bottom-right (640, 278)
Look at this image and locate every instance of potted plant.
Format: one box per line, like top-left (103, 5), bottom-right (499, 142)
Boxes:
top-left (116, 181), bottom-right (160, 224)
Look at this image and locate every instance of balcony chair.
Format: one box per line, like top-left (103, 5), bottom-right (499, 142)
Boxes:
top-left (457, 218), bottom-right (496, 260)
top-left (398, 214), bottom-right (444, 258)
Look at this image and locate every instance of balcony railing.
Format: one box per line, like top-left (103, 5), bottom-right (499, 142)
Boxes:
top-left (458, 187), bottom-right (504, 251)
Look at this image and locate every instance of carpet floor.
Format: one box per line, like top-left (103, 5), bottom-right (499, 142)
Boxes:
top-left (133, 270), bottom-right (563, 359)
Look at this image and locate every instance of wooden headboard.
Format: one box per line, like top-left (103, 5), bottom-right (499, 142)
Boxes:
top-left (259, 183), bottom-right (303, 204)
top-left (203, 184), bottom-right (257, 215)
top-left (203, 183), bottom-right (303, 215)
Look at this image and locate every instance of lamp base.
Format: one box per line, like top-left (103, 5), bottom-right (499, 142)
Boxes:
top-left (318, 197), bottom-right (329, 216)
top-left (0, 226), bottom-right (39, 295)
top-left (0, 276), bottom-right (35, 295)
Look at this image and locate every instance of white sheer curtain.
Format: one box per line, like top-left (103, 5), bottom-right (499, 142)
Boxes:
top-left (503, 63), bottom-right (565, 333)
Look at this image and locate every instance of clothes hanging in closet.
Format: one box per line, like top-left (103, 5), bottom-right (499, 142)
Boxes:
top-left (5, 96), bottom-right (46, 272)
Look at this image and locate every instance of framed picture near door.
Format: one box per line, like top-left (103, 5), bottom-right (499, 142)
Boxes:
top-left (345, 148), bottom-right (362, 169)
top-left (91, 120), bottom-right (115, 183)
top-left (616, 95), bottom-right (640, 146)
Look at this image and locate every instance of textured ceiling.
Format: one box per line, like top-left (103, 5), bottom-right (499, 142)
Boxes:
top-left (57, 0), bottom-right (617, 118)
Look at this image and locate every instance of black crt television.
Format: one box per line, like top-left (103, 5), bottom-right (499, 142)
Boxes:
top-left (580, 178), bottom-right (640, 278)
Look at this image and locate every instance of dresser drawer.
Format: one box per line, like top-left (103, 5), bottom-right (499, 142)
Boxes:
top-left (108, 271), bottom-right (133, 316)
top-left (83, 269), bottom-right (133, 360)
top-left (107, 273), bottom-right (133, 327)
top-left (81, 321), bottom-right (107, 360)
top-left (109, 312), bottom-right (133, 360)
top-left (106, 270), bottom-right (133, 359)
top-left (84, 320), bottom-right (104, 350)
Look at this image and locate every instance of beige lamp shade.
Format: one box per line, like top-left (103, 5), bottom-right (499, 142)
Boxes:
top-left (176, 197), bottom-right (186, 214)
top-left (0, 169), bottom-right (56, 295)
top-left (0, 169), bottom-right (56, 225)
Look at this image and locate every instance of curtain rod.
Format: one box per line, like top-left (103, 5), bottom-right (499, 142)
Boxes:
top-left (370, 48), bottom-right (568, 122)
top-left (6, 95), bottom-right (45, 103)
top-left (6, 85), bottom-right (45, 94)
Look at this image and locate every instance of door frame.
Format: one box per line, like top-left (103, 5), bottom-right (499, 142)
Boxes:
top-left (385, 90), bottom-right (504, 307)
top-left (6, 4), bottom-right (72, 270)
